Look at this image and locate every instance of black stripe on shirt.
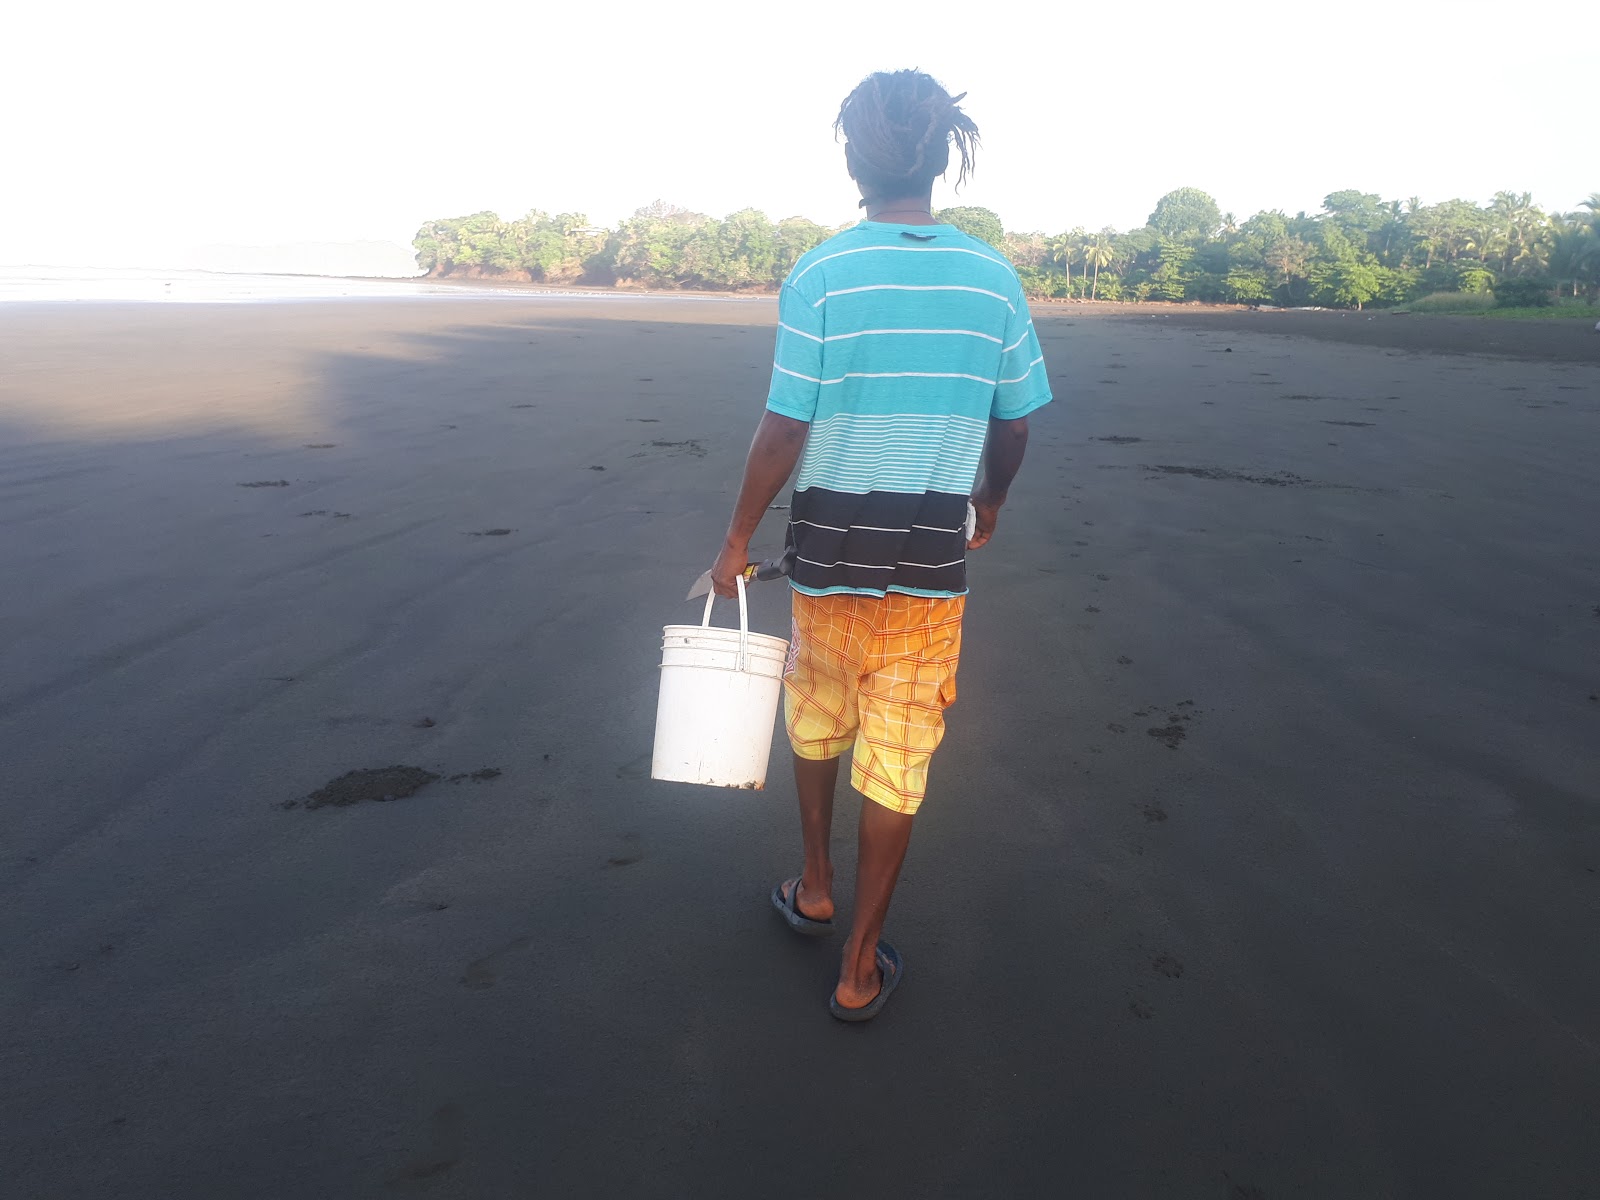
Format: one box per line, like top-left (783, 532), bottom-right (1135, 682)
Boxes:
top-left (788, 487), bottom-right (968, 594)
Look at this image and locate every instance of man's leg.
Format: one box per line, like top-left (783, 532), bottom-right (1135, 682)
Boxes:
top-left (786, 753), bottom-right (840, 921)
top-left (831, 593), bottom-right (961, 1009)
top-left (834, 798), bottom-right (914, 1008)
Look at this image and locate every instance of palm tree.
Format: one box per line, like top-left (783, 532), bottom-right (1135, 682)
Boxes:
top-left (1045, 229), bottom-right (1083, 297)
top-left (1489, 191), bottom-right (1542, 274)
top-left (1546, 218), bottom-right (1592, 297)
top-left (1082, 230), bottom-right (1117, 301)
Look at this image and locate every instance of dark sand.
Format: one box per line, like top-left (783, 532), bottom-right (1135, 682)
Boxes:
top-left (2, 297), bottom-right (1597, 1198)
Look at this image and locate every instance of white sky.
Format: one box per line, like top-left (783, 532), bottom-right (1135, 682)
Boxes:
top-left (4, 0), bottom-right (1592, 268)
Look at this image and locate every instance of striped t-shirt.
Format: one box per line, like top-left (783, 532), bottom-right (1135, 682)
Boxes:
top-left (766, 219), bottom-right (1052, 597)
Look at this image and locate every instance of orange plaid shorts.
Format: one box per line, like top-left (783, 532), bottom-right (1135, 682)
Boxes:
top-left (783, 590), bottom-right (965, 815)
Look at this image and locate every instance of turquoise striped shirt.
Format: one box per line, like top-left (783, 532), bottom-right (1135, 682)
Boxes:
top-left (765, 219), bottom-right (1052, 597)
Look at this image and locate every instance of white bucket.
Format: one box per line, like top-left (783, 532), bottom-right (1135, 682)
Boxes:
top-left (651, 573), bottom-right (790, 789)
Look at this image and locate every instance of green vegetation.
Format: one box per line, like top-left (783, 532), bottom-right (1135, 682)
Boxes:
top-left (1406, 292), bottom-right (1600, 319)
top-left (414, 189), bottom-right (1600, 311)
top-left (1408, 292), bottom-right (1496, 313)
top-left (414, 202), bottom-right (833, 291)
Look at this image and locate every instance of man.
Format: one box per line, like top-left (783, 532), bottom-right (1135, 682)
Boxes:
top-left (708, 69), bottom-right (1051, 1021)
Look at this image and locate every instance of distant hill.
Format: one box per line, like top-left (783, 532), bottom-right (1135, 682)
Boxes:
top-left (184, 240), bottom-right (421, 278)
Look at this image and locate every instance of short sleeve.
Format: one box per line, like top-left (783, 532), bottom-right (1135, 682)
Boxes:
top-left (992, 289), bottom-right (1052, 420)
top-left (766, 283), bottom-right (824, 422)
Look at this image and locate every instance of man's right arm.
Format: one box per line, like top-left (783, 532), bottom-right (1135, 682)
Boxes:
top-left (969, 416), bottom-right (1029, 550)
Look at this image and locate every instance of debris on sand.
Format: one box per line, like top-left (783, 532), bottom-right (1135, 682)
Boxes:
top-left (448, 768), bottom-right (503, 784)
top-left (293, 766), bottom-right (440, 810)
top-left (1145, 465), bottom-right (1313, 488)
top-left (648, 439), bottom-right (707, 457)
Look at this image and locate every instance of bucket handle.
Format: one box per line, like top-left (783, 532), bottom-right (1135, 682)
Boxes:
top-left (699, 571), bottom-right (751, 672)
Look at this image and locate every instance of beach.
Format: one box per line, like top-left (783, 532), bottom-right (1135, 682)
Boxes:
top-left (2, 294), bottom-right (1597, 1198)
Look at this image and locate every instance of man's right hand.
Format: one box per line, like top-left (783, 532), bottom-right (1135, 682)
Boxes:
top-left (968, 494), bottom-right (1001, 550)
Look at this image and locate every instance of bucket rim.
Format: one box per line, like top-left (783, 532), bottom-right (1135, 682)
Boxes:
top-left (662, 624), bottom-right (789, 649)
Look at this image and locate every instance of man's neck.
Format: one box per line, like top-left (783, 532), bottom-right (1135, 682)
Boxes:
top-left (864, 196), bottom-right (938, 225)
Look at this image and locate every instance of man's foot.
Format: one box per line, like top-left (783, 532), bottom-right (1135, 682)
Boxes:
top-left (771, 876), bottom-right (835, 937)
top-left (830, 941), bottom-right (903, 1022)
top-left (778, 877), bottom-right (834, 923)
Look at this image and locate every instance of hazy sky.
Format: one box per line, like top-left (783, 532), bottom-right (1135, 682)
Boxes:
top-left (5, 0), bottom-right (1592, 268)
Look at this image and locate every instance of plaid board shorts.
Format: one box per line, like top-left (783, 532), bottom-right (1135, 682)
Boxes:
top-left (784, 590), bottom-right (965, 815)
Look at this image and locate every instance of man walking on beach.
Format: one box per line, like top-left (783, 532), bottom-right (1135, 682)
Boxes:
top-left (709, 70), bottom-right (1051, 1020)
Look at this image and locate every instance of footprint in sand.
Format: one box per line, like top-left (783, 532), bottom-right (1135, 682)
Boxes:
top-left (238, 480), bottom-right (290, 488)
top-left (467, 529), bottom-right (514, 537)
top-left (1152, 953), bottom-right (1184, 978)
top-left (460, 936), bottom-right (532, 990)
top-left (387, 1103), bottom-right (465, 1186)
top-left (1145, 700), bottom-right (1199, 749)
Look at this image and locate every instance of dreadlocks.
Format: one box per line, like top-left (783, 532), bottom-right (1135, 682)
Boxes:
top-left (834, 69), bottom-right (980, 203)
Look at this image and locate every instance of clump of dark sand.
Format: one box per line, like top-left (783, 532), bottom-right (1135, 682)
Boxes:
top-left (292, 766), bottom-right (440, 810)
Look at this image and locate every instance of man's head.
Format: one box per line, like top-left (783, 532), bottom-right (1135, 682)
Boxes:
top-left (834, 70), bottom-right (979, 207)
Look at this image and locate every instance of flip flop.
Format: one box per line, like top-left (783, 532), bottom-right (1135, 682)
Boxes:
top-left (829, 940), bottom-right (903, 1023)
top-left (770, 877), bottom-right (834, 937)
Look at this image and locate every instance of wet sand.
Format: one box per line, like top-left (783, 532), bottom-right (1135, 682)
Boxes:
top-left (2, 297), bottom-right (1597, 1198)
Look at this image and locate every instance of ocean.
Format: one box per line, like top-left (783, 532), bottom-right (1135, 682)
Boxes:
top-left (0, 266), bottom-right (629, 304)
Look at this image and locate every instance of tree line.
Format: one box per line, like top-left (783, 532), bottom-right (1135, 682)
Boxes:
top-left (414, 188), bottom-right (1600, 309)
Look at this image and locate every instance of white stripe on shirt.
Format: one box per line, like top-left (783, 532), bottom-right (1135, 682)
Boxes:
top-left (814, 284), bottom-right (1015, 313)
top-left (797, 556), bottom-right (896, 570)
top-left (823, 327), bottom-right (1003, 344)
top-left (1002, 323), bottom-right (1034, 353)
top-left (790, 244), bottom-right (1013, 284)
top-left (998, 356), bottom-right (1044, 385)
top-left (778, 321), bottom-right (823, 343)
top-left (820, 370), bottom-right (998, 386)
